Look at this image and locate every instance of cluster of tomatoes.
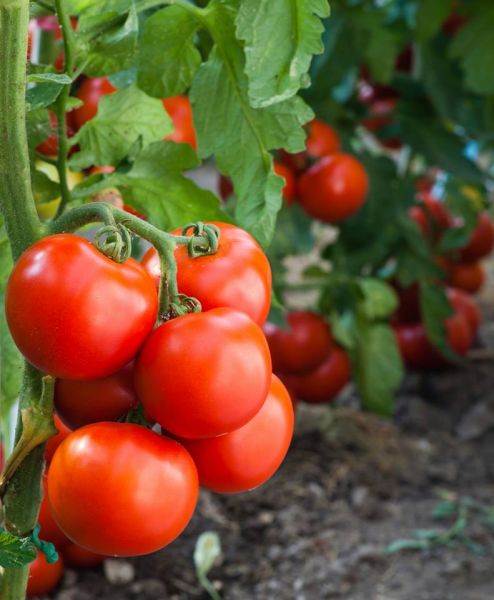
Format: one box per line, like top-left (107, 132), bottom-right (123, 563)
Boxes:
top-left (263, 312), bottom-right (351, 405)
top-left (393, 183), bottom-right (493, 370)
top-left (4, 222), bottom-right (295, 594)
top-left (221, 118), bottom-right (369, 225)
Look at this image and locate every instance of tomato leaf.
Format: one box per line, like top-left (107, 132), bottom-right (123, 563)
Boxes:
top-left (415, 0), bottom-right (453, 41)
top-left (190, 1), bottom-right (312, 246)
top-left (26, 109), bottom-right (51, 147)
top-left (26, 83), bottom-right (64, 111)
top-left (137, 5), bottom-right (202, 98)
top-left (358, 279), bottom-right (398, 321)
top-left (236, 0), bottom-right (329, 108)
top-left (70, 85), bottom-right (172, 169)
top-left (0, 530), bottom-right (36, 568)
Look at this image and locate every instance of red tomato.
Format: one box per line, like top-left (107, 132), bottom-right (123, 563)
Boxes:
top-left (263, 311), bottom-right (333, 375)
top-left (283, 347), bottom-right (351, 404)
top-left (47, 423), bottom-right (198, 556)
top-left (447, 261), bottom-right (485, 294)
top-left (274, 161), bottom-right (296, 203)
top-left (362, 98), bottom-right (401, 150)
top-left (218, 175), bottom-right (234, 200)
top-left (123, 204), bottom-right (147, 220)
top-left (447, 288), bottom-right (481, 338)
top-left (27, 550), bottom-right (64, 597)
top-left (62, 544), bottom-right (106, 568)
top-left (135, 308), bottom-right (271, 439)
top-left (305, 119), bottom-right (341, 158)
top-left (459, 212), bottom-right (494, 262)
top-left (163, 96), bottom-right (197, 149)
top-left (39, 476), bottom-right (69, 548)
top-left (55, 363), bottom-right (138, 429)
top-left (392, 282), bottom-right (421, 324)
top-left (297, 154), bottom-right (369, 223)
top-left (442, 12), bottom-right (468, 35)
top-left (182, 375), bottom-right (294, 493)
top-left (45, 415), bottom-right (71, 464)
top-left (410, 193), bottom-right (453, 239)
top-left (73, 78), bottom-right (116, 130)
top-left (142, 222), bottom-right (272, 326)
top-left (6, 234), bottom-right (158, 379)
top-left (89, 165), bottom-right (115, 175)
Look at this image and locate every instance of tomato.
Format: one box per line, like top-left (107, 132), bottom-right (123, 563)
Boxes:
top-left (410, 193), bottom-right (453, 239)
top-left (73, 78), bottom-right (116, 130)
top-left (62, 544), bottom-right (106, 568)
top-left (274, 162), bottom-right (296, 204)
top-left (305, 119), bottom-right (341, 158)
top-left (27, 550), bottom-right (64, 597)
top-left (443, 12), bottom-right (468, 35)
top-left (135, 308), bottom-right (271, 439)
top-left (392, 282), bottom-right (421, 324)
top-left (263, 311), bottom-right (333, 375)
top-left (163, 96), bottom-right (197, 149)
top-left (36, 111), bottom-right (76, 157)
top-left (447, 288), bottom-right (481, 338)
top-left (47, 423), bottom-right (198, 556)
top-left (459, 212), bottom-right (494, 262)
top-left (39, 476), bottom-right (69, 548)
top-left (283, 347), bottom-right (351, 404)
top-left (45, 415), bottom-right (71, 464)
top-left (6, 234), bottom-right (158, 379)
top-left (447, 261), bottom-right (485, 294)
top-left (362, 98), bottom-right (401, 150)
top-left (55, 363), bottom-right (138, 429)
top-left (142, 222), bottom-right (271, 326)
top-left (89, 165), bottom-right (115, 175)
top-left (182, 375), bottom-right (294, 493)
top-left (218, 175), bottom-right (234, 200)
top-left (297, 154), bottom-right (369, 223)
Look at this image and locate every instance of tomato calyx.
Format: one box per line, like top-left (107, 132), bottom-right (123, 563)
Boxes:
top-left (94, 222), bottom-right (132, 263)
top-left (181, 221), bottom-right (220, 258)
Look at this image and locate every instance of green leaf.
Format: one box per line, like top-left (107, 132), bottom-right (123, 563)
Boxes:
top-left (27, 73), bottom-right (72, 85)
top-left (26, 83), bottom-right (64, 111)
top-left (31, 169), bottom-right (61, 205)
top-left (385, 538), bottom-right (430, 554)
top-left (89, 142), bottom-right (226, 230)
top-left (432, 500), bottom-right (457, 520)
top-left (352, 321), bottom-right (403, 416)
top-left (190, 1), bottom-right (312, 246)
top-left (70, 85), bottom-right (172, 169)
top-left (0, 530), bottom-right (37, 568)
top-left (82, 3), bottom-right (139, 77)
top-left (449, 5), bottom-right (494, 95)
top-left (137, 5), bottom-right (202, 98)
top-left (236, 0), bottom-right (329, 108)
top-left (415, 0), bottom-right (453, 41)
top-left (358, 278), bottom-right (398, 320)
top-left (363, 19), bottom-right (401, 84)
top-left (26, 109), bottom-right (51, 148)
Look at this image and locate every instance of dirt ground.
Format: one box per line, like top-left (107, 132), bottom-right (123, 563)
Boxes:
top-left (39, 281), bottom-right (494, 600)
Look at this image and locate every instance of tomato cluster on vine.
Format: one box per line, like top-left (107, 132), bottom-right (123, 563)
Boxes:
top-left (5, 220), bottom-right (295, 576)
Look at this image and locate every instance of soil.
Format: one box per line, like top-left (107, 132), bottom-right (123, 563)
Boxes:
top-left (40, 285), bottom-right (494, 600)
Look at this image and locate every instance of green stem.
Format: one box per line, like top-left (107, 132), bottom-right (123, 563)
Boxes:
top-left (54, 0), bottom-right (75, 217)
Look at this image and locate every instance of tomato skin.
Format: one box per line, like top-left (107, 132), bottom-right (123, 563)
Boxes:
top-left (459, 212), bottom-right (494, 262)
top-left (163, 96), bottom-right (197, 149)
top-left (298, 154), bottom-right (369, 223)
top-left (306, 119), bottom-right (341, 158)
top-left (45, 415), bottom-right (71, 464)
top-left (263, 311), bottom-right (333, 375)
top-left (27, 550), bottom-right (64, 597)
top-left (47, 423), bottom-right (198, 556)
top-left (39, 476), bottom-right (69, 549)
top-left (447, 261), bottom-right (485, 294)
top-left (62, 544), bottom-right (106, 568)
top-left (6, 234), bottom-right (158, 379)
top-left (392, 282), bottom-right (421, 324)
top-left (142, 223), bottom-right (272, 326)
top-left (55, 363), bottom-right (138, 429)
top-left (274, 162), bottom-right (296, 203)
top-left (283, 347), bottom-right (351, 404)
top-left (182, 375), bottom-right (294, 494)
top-left (135, 308), bottom-right (272, 439)
top-left (447, 288), bottom-right (481, 338)
top-left (73, 78), bottom-right (116, 130)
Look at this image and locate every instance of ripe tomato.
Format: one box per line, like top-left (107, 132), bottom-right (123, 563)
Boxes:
top-left (459, 212), bottom-right (494, 262)
top-left (409, 193), bottom-right (453, 240)
top-left (47, 423), bottom-right (198, 556)
top-left (182, 375), bottom-right (294, 493)
top-left (305, 119), bottom-right (341, 158)
top-left (274, 161), bottom-right (296, 204)
top-left (263, 311), bottom-right (333, 375)
top-left (283, 347), bottom-right (351, 404)
top-left (62, 544), bottom-right (106, 568)
top-left (447, 261), bottom-right (485, 294)
top-left (392, 282), bottom-right (421, 324)
top-left (297, 154), bottom-right (369, 223)
top-left (45, 415), bottom-right (71, 464)
top-left (135, 308), bottom-right (271, 439)
top-left (447, 288), bottom-right (481, 338)
top-left (73, 78), bottom-right (116, 130)
top-left (142, 222), bottom-right (272, 326)
top-left (27, 550), bottom-right (64, 597)
top-left (6, 234), bottom-right (158, 379)
top-left (55, 363), bottom-right (138, 429)
top-left (362, 98), bottom-right (401, 149)
top-left (39, 476), bottom-right (69, 549)
top-left (162, 96), bottom-right (197, 149)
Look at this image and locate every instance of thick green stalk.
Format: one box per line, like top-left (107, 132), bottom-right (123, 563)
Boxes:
top-left (0, 1), bottom-right (47, 598)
